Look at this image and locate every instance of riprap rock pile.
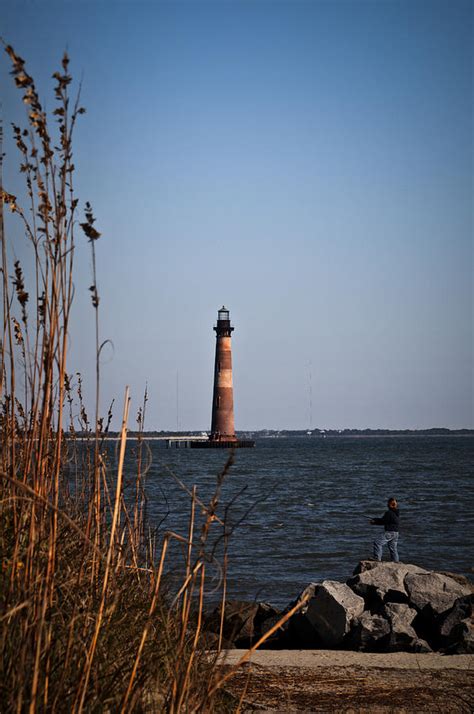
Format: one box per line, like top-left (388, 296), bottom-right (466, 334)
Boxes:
top-left (205, 561), bottom-right (473, 653)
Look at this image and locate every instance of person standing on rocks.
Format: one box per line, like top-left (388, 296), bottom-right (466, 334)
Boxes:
top-left (370, 497), bottom-right (400, 562)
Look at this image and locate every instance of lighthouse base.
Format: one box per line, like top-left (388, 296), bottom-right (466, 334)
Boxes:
top-left (190, 439), bottom-right (255, 449)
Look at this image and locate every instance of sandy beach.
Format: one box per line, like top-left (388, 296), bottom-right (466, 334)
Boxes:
top-left (219, 650), bottom-right (474, 712)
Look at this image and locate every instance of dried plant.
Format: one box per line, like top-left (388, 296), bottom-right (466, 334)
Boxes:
top-left (0, 45), bottom-right (302, 713)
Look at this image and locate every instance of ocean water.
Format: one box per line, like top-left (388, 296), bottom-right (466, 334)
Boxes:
top-left (124, 436), bottom-right (473, 609)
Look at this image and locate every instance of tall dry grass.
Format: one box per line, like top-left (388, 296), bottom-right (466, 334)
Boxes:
top-left (0, 46), bottom-right (241, 713)
top-left (0, 46), bottom-right (307, 713)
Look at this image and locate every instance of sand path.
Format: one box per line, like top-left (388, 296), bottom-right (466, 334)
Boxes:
top-left (218, 650), bottom-right (474, 712)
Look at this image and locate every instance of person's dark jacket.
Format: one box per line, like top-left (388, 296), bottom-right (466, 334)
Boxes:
top-left (373, 508), bottom-right (399, 532)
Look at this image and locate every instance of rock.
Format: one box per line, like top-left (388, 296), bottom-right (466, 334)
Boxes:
top-left (436, 595), bottom-right (474, 653)
top-left (306, 580), bottom-right (365, 647)
top-left (404, 572), bottom-right (472, 618)
top-left (284, 582), bottom-right (319, 615)
top-left (199, 631), bottom-right (235, 650)
top-left (205, 600), bottom-right (278, 645)
top-left (297, 582), bottom-right (320, 614)
top-left (259, 612), bottom-right (288, 647)
top-left (253, 601), bottom-right (280, 631)
top-left (385, 602), bottom-right (416, 629)
top-left (258, 584), bottom-right (319, 649)
top-left (287, 612), bottom-right (322, 649)
top-left (445, 618), bottom-right (474, 654)
top-left (438, 595), bottom-right (473, 646)
top-left (353, 560), bottom-right (381, 575)
top-left (207, 565), bottom-right (473, 653)
top-left (384, 603), bottom-right (431, 653)
top-left (346, 611), bottom-right (391, 651)
top-left (204, 600), bottom-right (257, 642)
top-left (348, 562), bottom-right (428, 608)
top-left (259, 582), bottom-right (320, 648)
top-left (438, 572), bottom-right (474, 590)
top-left (407, 638), bottom-right (432, 653)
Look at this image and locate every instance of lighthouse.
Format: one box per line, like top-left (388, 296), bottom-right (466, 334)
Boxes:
top-left (194, 306), bottom-right (254, 449)
top-left (210, 306), bottom-right (236, 442)
top-left (167, 307), bottom-right (254, 449)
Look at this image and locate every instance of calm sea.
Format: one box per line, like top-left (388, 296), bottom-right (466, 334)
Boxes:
top-left (123, 436), bottom-right (473, 609)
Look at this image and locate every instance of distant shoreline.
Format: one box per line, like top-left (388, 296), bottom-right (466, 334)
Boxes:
top-left (259, 432), bottom-right (474, 438)
top-left (69, 429), bottom-right (474, 440)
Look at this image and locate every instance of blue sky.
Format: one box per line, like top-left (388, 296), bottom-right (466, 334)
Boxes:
top-left (2, 0), bottom-right (472, 430)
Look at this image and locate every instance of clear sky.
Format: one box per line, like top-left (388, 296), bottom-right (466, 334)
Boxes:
top-left (2, 0), bottom-right (472, 431)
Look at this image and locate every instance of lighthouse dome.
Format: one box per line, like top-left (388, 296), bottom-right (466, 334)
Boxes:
top-left (218, 306), bottom-right (230, 321)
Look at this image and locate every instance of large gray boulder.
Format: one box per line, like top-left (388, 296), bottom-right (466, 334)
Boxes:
top-left (306, 580), bottom-right (365, 647)
top-left (404, 572), bottom-right (472, 617)
top-left (347, 611), bottom-right (391, 651)
top-left (347, 561), bottom-right (428, 607)
top-left (384, 603), bottom-right (431, 653)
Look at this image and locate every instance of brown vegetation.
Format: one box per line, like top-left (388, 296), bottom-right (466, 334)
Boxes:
top-left (0, 46), bottom-right (245, 712)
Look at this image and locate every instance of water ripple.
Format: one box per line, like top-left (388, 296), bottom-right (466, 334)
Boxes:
top-left (131, 435), bottom-right (473, 608)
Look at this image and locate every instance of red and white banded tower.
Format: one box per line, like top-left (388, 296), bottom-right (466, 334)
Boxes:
top-left (210, 306), bottom-right (237, 442)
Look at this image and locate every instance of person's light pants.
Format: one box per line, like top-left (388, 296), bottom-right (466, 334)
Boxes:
top-left (373, 531), bottom-right (399, 562)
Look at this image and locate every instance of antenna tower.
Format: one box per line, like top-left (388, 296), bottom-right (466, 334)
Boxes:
top-left (308, 360), bottom-right (313, 431)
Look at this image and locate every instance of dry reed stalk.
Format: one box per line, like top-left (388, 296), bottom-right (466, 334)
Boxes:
top-left (181, 485), bottom-right (196, 628)
top-left (0, 475), bottom-right (105, 560)
top-left (1, 45), bottom-right (253, 713)
top-left (175, 562), bottom-right (206, 713)
top-left (132, 388), bottom-right (149, 562)
top-left (120, 533), bottom-right (170, 712)
top-left (74, 385), bottom-right (130, 714)
top-left (218, 525), bottom-right (230, 653)
top-left (163, 464), bottom-right (225, 527)
top-left (29, 578), bottom-right (48, 713)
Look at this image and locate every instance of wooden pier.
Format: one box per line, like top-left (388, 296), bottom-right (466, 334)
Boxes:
top-left (190, 439), bottom-right (255, 449)
top-left (165, 436), bottom-right (255, 449)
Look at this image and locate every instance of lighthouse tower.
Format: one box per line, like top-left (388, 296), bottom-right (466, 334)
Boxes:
top-left (210, 306), bottom-right (237, 442)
